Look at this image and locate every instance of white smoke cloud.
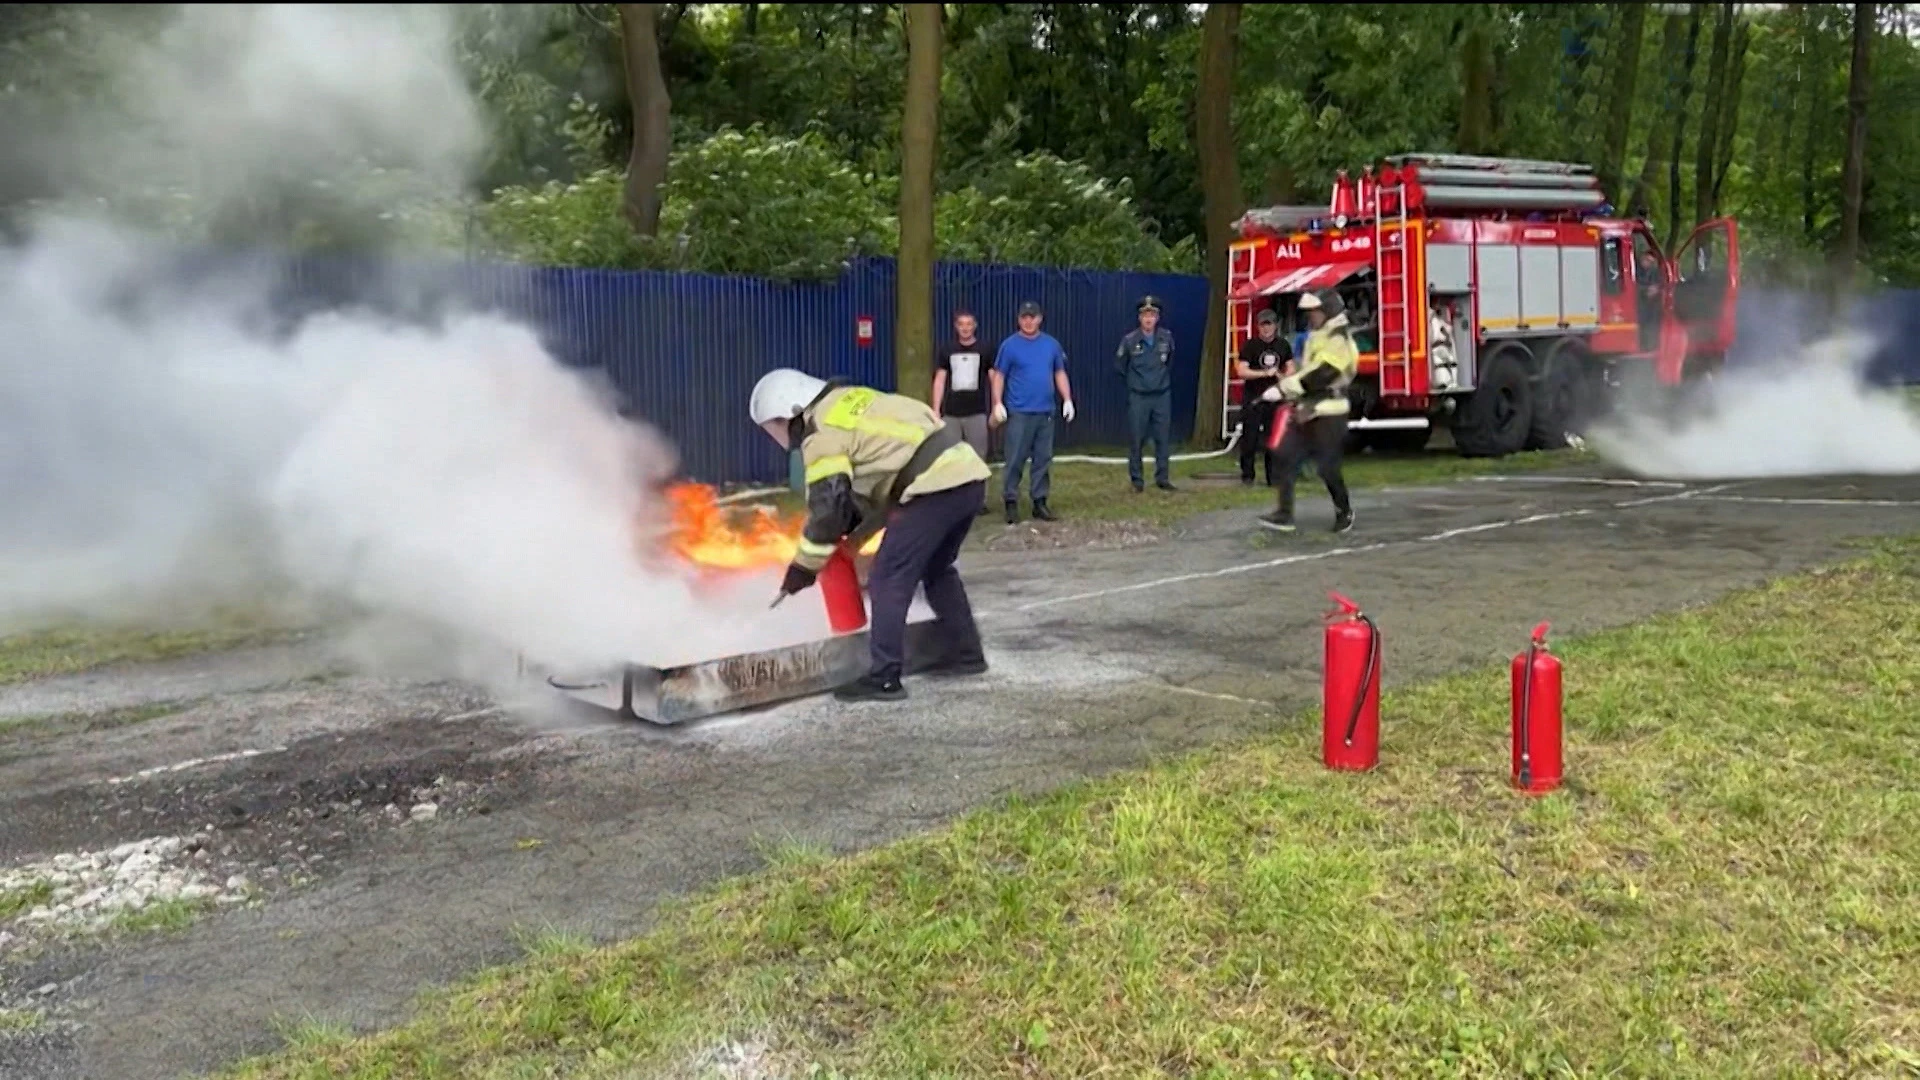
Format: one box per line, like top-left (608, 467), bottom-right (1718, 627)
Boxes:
top-left (0, 5), bottom-right (803, 686)
top-left (1586, 326), bottom-right (1920, 481)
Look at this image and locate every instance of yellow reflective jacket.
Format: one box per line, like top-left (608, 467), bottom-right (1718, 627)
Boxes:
top-left (793, 385), bottom-right (992, 571)
top-left (1292, 313), bottom-right (1360, 419)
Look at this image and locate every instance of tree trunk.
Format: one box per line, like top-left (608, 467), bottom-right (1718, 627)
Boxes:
top-left (1193, 2), bottom-right (1243, 448)
top-left (1664, 4), bottom-right (1704, 252)
top-left (1693, 3), bottom-right (1734, 225)
top-left (1802, 4), bottom-right (1823, 243)
top-left (896, 3), bottom-right (942, 403)
top-left (1629, 8), bottom-right (1688, 218)
top-left (1710, 18), bottom-right (1751, 212)
top-left (1598, 2), bottom-right (1647, 209)
top-left (1457, 21), bottom-right (1497, 155)
top-left (1832, 1), bottom-right (1873, 284)
top-left (618, 4), bottom-right (672, 238)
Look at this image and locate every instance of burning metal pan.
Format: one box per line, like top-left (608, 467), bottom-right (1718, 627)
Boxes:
top-left (530, 599), bottom-right (942, 726)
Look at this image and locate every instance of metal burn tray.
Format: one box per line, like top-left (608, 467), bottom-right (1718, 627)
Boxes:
top-left (534, 613), bottom-right (946, 727)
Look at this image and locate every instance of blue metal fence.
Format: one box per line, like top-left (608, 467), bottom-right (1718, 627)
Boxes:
top-left (266, 253), bottom-right (1210, 485)
top-left (245, 251), bottom-right (1919, 485)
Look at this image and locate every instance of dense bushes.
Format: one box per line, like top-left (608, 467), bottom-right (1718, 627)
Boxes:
top-left (468, 127), bottom-right (1198, 281)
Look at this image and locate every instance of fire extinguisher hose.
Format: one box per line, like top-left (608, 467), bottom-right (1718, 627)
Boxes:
top-left (1518, 642), bottom-right (1536, 788)
top-left (1342, 613), bottom-right (1379, 748)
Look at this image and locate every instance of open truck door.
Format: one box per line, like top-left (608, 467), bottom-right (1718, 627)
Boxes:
top-left (1671, 217), bottom-right (1740, 366)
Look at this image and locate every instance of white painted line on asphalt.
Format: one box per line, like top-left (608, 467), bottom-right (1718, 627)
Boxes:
top-left (107, 746), bottom-right (287, 786)
top-left (995, 482), bottom-right (1743, 618)
top-left (1467, 475), bottom-right (1690, 489)
top-left (1689, 495), bottom-right (1920, 508)
top-left (1154, 684), bottom-right (1274, 708)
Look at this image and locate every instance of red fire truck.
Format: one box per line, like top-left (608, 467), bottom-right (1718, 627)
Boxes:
top-left (1225, 152), bottom-right (1740, 457)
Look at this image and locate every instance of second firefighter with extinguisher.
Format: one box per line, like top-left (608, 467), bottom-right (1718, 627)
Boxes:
top-left (1259, 289), bottom-right (1357, 534)
top-left (749, 368), bottom-right (993, 702)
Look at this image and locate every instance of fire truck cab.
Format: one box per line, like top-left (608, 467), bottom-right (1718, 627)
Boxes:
top-left (1225, 153), bottom-right (1740, 457)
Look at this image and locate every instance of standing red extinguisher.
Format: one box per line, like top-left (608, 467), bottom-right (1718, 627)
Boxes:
top-left (1511, 622), bottom-right (1564, 793)
top-left (1322, 592), bottom-right (1382, 771)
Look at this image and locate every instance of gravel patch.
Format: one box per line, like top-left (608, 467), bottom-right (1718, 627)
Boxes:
top-left (0, 836), bottom-right (253, 946)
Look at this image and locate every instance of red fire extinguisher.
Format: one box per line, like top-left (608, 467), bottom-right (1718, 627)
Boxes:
top-left (1511, 622), bottom-right (1564, 794)
top-left (817, 545), bottom-right (869, 635)
top-left (1322, 592), bottom-right (1382, 771)
top-left (1264, 401), bottom-right (1293, 452)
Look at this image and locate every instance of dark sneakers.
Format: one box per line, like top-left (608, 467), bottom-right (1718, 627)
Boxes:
top-left (921, 655), bottom-right (989, 678)
top-left (834, 673), bottom-right (907, 702)
top-left (1257, 510), bottom-right (1296, 533)
top-left (1332, 509), bottom-right (1355, 534)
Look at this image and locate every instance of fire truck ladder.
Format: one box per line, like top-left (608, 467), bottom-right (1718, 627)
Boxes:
top-left (1373, 181), bottom-right (1415, 397)
top-left (1225, 243), bottom-right (1259, 438)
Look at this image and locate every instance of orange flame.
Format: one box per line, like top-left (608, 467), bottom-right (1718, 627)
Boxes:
top-left (663, 482), bottom-right (881, 571)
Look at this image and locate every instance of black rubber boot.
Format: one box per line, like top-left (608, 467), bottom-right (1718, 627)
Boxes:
top-left (1005, 501), bottom-right (1019, 525)
top-left (1032, 499), bottom-right (1058, 522)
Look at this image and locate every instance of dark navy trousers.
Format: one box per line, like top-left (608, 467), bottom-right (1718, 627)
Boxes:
top-left (866, 480), bottom-right (987, 681)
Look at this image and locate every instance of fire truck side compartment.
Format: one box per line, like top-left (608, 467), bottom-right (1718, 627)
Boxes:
top-left (1520, 246), bottom-right (1562, 328)
top-left (1561, 247), bottom-right (1601, 328)
top-left (1476, 245), bottom-right (1521, 332)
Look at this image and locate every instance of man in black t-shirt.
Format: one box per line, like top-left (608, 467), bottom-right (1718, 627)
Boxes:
top-left (933, 309), bottom-right (992, 513)
top-left (1235, 306), bottom-right (1294, 485)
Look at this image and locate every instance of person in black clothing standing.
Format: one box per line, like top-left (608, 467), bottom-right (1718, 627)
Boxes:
top-left (1234, 306), bottom-right (1293, 485)
top-left (932, 310), bottom-right (993, 515)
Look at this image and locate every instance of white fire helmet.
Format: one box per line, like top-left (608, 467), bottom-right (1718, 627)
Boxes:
top-left (1296, 292), bottom-right (1322, 311)
top-left (749, 368), bottom-right (828, 427)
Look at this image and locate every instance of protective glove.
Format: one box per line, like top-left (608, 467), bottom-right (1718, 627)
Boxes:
top-left (992, 402), bottom-right (1008, 425)
top-left (1062, 399), bottom-right (1076, 423)
top-left (776, 562), bottom-right (818, 601)
top-left (1260, 385), bottom-right (1282, 403)
top-left (1279, 374), bottom-right (1305, 400)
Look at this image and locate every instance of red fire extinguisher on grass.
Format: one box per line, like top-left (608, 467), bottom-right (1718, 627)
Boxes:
top-left (1322, 592), bottom-right (1382, 771)
top-left (1511, 622), bottom-right (1563, 794)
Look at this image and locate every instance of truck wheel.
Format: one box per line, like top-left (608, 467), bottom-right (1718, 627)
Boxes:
top-left (1451, 344), bottom-right (1534, 457)
top-left (1526, 341), bottom-right (1587, 450)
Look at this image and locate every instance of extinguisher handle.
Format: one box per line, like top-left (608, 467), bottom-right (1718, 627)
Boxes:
top-left (1531, 621), bottom-right (1551, 647)
top-left (1326, 591), bottom-right (1362, 620)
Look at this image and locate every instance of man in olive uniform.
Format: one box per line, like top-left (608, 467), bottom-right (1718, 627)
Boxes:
top-left (1234, 306), bottom-right (1293, 486)
top-left (1259, 290), bottom-right (1358, 534)
top-left (1114, 295), bottom-right (1178, 493)
top-left (750, 368), bottom-right (993, 702)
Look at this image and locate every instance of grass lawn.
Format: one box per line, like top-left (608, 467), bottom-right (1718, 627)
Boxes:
top-left (0, 617), bottom-right (301, 686)
top-left (216, 536), bottom-right (1920, 1080)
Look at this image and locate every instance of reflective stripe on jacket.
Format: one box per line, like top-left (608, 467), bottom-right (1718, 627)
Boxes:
top-left (794, 385), bottom-right (992, 571)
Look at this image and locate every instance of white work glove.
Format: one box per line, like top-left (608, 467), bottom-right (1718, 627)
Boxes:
top-left (1260, 385), bottom-right (1282, 403)
top-left (992, 402), bottom-right (1008, 425)
top-left (1279, 374), bottom-right (1305, 399)
top-left (1061, 399), bottom-right (1075, 423)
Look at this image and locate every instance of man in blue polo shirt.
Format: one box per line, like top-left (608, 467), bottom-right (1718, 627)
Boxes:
top-left (989, 299), bottom-right (1075, 524)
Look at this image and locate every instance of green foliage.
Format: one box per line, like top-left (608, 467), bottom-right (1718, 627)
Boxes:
top-left (935, 153), bottom-right (1198, 274)
top-left (473, 128), bottom-right (1190, 280)
top-left (474, 126), bottom-right (895, 281)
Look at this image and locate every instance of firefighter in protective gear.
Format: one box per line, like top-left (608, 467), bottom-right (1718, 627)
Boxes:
top-left (1258, 290), bottom-right (1357, 534)
top-left (750, 368), bottom-right (994, 702)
